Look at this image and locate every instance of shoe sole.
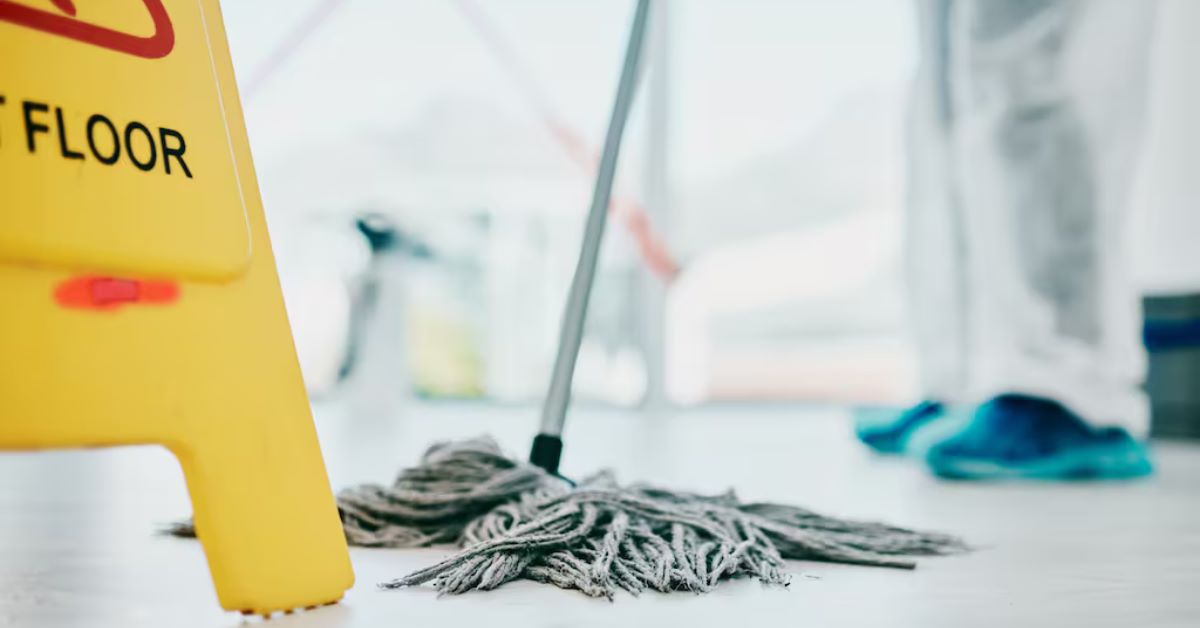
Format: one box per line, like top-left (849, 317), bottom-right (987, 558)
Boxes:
top-left (928, 442), bottom-right (1154, 481)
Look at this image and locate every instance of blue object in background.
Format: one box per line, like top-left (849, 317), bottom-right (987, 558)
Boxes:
top-left (1143, 294), bottom-right (1200, 440)
top-left (924, 394), bottom-right (1153, 480)
top-left (855, 400), bottom-right (946, 455)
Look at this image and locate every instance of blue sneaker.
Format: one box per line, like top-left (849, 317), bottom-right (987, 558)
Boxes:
top-left (855, 400), bottom-right (946, 455)
top-left (925, 394), bottom-right (1154, 480)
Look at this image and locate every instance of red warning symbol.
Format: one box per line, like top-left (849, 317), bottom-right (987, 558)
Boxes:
top-left (0, 0), bottom-right (174, 59)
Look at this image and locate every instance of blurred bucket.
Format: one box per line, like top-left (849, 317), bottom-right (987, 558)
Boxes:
top-left (1144, 294), bottom-right (1200, 440)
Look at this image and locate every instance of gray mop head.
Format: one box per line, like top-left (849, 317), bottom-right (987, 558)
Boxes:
top-left (171, 437), bottom-right (965, 597)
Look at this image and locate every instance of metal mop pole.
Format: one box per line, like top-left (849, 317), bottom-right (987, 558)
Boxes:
top-left (529, 0), bottom-right (652, 475)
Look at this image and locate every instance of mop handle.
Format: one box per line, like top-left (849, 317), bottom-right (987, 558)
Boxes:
top-left (531, 0), bottom-right (652, 474)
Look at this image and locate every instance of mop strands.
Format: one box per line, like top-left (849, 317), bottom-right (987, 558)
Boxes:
top-left (171, 437), bottom-right (965, 597)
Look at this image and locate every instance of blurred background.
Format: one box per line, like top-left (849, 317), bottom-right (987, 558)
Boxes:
top-left (9, 4), bottom-right (1200, 625)
top-left (219, 0), bottom-right (1200, 420)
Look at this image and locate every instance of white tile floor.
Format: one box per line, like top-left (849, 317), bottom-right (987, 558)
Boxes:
top-left (2, 402), bottom-right (1198, 627)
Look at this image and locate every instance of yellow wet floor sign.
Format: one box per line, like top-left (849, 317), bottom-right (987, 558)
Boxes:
top-left (0, 0), bottom-right (354, 614)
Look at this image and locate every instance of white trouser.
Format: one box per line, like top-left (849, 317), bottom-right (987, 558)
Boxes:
top-left (907, 0), bottom-right (1156, 436)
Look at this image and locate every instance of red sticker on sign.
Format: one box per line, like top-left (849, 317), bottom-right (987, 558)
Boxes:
top-left (55, 275), bottom-right (179, 311)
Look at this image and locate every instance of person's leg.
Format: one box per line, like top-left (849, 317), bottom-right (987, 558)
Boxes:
top-left (857, 0), bottom-right (968, 454)
top-left (926, 0), bottom-right (1156, 478)
top-left (909, 0), bottom-right (972, 404)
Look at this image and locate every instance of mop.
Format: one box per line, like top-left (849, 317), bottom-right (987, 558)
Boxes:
top-left (172, 0), bottom-right (965, 597)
